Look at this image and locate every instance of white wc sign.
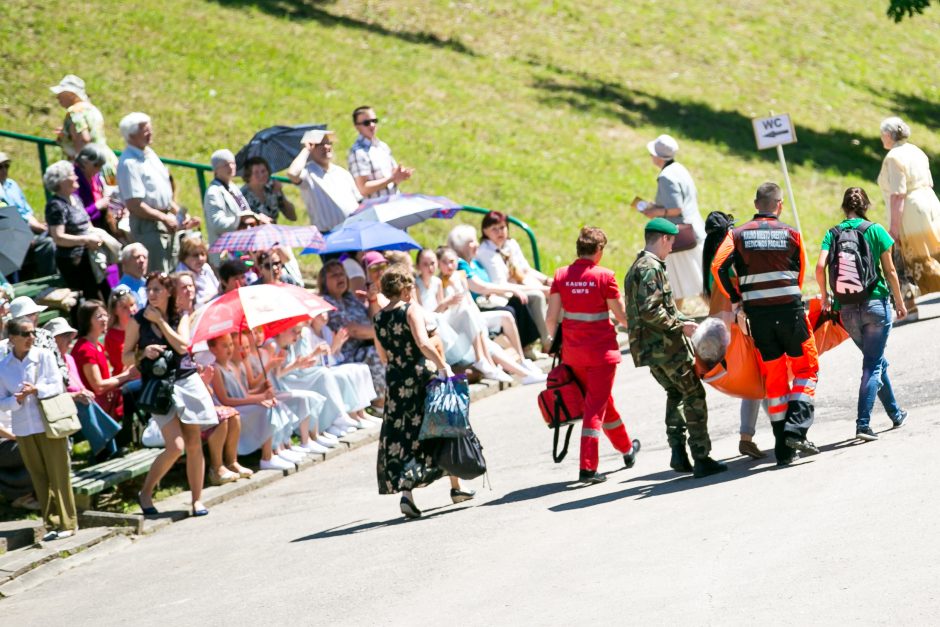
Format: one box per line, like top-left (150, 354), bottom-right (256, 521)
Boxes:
top-left (752, 113), bottom-right (797, 150)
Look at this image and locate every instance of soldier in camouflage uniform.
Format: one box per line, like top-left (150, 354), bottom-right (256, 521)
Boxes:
top-left (624, 218), bottom-right (727, 478)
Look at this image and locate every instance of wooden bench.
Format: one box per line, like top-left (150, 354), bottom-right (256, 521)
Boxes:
top-left (11, 274), bottom-right (73, 325)
top-left (71, 448), bottom-right (164, 511)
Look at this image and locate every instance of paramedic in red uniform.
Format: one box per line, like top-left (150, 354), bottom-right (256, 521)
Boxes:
top-left (545, 227), bottom-right (640, 484)
top-left (713, 182), bottom-right (820, 465)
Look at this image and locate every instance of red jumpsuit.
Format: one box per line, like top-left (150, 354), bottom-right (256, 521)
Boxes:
top-left (551, 259), bottom-right (634, 471)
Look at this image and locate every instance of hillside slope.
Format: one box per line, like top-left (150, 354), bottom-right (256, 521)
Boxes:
top-left (2, 0), bottom-right (938, 274)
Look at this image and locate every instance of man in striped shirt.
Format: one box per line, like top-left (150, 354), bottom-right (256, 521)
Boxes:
top-left (347, 106), bottom-right (413, 200)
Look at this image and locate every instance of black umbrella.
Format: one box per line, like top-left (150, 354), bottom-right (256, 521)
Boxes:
top-left (235, 123), bottom-right (328, 176)
top-left (0, 206), bottom-right (31, 276)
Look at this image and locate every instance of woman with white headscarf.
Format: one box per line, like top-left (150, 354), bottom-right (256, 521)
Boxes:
top-left (640, 134), bottom-right (706, 309)
top-left (50, 74), bottom-right (118, 183)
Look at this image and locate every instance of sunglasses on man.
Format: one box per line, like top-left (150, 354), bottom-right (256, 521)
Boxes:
top-left (356, 118), bottom-right (379, 127)
top-left (11, 330), bottom-right (36, 338)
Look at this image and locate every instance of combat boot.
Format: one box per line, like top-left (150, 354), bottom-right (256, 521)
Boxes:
top-left (623, 439), bottom-right (642, 469)
top-left (692, 457), bottom-right (728, 478)
top-left (670, 445), bottom-right (693, 473)
top-left (772, 421), bottom-right (796, 466)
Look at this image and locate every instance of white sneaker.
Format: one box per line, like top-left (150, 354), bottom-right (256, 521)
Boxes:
top-left (335, 415), bottom-right (360, 429)
top-left (363, 414), bottom-right (383, 424)
top-left (278, 450), bottom-right (303, 463)
top-left (319, 431), bottom-right (339, 442)
top-left (521, 371), bottom-right (548, 385)
top-left (478, 361), bottom-right (513, 383)
top-left (290, 445), bottom-right (307, 454)
top-left (301, 440), bottom-right (329, 454)
top-left (326, 425), bottom-right (347, 438)
top-left (260, 456), bottom-right (294, 471)
top-left (56, 529), bottom-right (76, 540)
top-left (315, 435), bottom-right (338, 448)
top-left (522, 359), bottom-right (544, 375)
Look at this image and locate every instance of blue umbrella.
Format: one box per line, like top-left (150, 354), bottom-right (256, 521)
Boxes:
top-left (301, 221), bottom-right (420, 255)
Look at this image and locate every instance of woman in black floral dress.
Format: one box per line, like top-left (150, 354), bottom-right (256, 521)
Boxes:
top-left (374, 267), bottom-right (475, 518)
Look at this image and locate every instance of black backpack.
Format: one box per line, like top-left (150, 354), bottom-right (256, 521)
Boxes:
top-left (702, 211), bottom-right (735, 297)
top-left (827, 221), bottom-right (878, 305)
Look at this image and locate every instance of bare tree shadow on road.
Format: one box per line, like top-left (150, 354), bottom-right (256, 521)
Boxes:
top-left (290, 505), bottom-right (472, 542)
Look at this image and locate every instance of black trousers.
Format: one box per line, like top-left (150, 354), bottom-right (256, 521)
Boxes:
top-left (56, 253), bottom-right (110, 303)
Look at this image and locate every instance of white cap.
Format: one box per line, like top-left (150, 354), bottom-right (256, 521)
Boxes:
top-left (646, 134), bottom-right (679, 159)
top-left (9, 296), bottom-right (47, 319)
top-left (50, 74), bottom-right (88, 101)
top-left (0, 152), bottom-right (10, 164)
top-left (301, 129), bottom-right (335, 146)
top-left (210, 149), bottom-right (236, 169)
top-left (42, 316), bottom-right (78, 337)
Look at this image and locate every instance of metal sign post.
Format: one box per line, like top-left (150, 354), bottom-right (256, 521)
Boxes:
top-left (752, 112), bottom-right (802, 232)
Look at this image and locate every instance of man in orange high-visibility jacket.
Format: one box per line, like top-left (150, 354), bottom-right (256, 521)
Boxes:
top-left (712, 182), bottom-right (819, 465)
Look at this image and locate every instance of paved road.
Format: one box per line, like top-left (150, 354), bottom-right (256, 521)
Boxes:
top-left (6, 299), bottom-right (940, 625)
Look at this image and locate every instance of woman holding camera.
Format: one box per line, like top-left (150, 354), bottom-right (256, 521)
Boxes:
top-left (124, 273), bottom-right (218, 517)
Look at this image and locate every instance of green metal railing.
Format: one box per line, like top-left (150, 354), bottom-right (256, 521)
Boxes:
top-left (0, 129), bottom-right (541, 269)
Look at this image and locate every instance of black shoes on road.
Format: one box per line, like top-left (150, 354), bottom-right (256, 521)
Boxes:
top-left (623, 439), bottom-right (641, 469)
top-left (692, 457), bottom-right (728, 479)
top-left (670, 446), bottom-right (693, 473)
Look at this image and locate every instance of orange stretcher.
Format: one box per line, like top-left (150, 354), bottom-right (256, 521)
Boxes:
top-left (696, 294), bottom-right (849, 400)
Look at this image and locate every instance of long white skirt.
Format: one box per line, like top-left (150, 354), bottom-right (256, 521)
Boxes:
top-left (329, 363), bottom-right (377, 411)
top-left (237, 403), bottom-right (294, 455)
top-left (275, 388), bottom-right (327, 442)
top-left (279, 367), bottom-right (348, 432)
top-left (152, 374), bottom-right (219, 429)
top-left (665, 241), bottom-right (705, 300)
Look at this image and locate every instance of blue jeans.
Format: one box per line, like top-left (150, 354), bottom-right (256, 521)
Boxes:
top-left (839, 298), bottom-right (902, 429)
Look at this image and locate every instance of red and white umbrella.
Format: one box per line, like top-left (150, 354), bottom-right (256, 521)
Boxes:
top-left (189, 283), bottom-right (334, 347)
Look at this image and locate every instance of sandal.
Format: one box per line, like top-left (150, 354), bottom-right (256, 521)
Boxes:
top-left (208, 467), bottom-right (239, 486)
top-left (226, 463), bottom-right (254, 479)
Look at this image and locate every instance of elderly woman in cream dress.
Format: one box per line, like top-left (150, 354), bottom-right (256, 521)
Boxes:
top-left (640, 134), bottom-right (706, 309)
top-left (878, 116), bottom-right (940, 319)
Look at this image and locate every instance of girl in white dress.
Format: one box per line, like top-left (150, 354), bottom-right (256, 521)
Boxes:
top-left (207, 333), bottom-right (296, 472)
top-left (309, 313), bottom-right (379, 424)
top-left (433, 248), bottom-right (547, 384)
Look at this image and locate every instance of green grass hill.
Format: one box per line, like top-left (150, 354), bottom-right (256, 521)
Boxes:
top-left (3, 0), bottom-right (939, 280)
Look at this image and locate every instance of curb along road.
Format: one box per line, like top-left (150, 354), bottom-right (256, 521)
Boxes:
top-left (0, 364), bottom-right (544, 598)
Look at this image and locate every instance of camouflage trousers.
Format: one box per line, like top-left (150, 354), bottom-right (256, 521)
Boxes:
top-left (649, 360), bottom-right (712, 460)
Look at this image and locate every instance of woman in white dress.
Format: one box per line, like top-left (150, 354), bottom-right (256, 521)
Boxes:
top-left (877, 116), bottom-right (940, 319)
top-left (641, 134), bottom-right (706, 308)
top-left (415, 249), bottom-right (511, 381)
top-left (434, 248), bottom-right (546, 385)
top-left (475, 211), bottom-right (552, 348)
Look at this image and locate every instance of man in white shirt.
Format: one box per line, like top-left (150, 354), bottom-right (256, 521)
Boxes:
top-left (347, 106), bottom-right (413, 199)
top-left (116, 112), bottom-right (181, 273)
top-left (286, 129), bottom-right (362, 233)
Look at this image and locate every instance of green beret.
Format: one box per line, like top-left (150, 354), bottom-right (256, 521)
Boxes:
top-left (645, 217), bottom-right (679, 235)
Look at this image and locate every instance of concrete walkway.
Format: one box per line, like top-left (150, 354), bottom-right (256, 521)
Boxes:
top-left (3, 299), bottom-right (940, 623)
